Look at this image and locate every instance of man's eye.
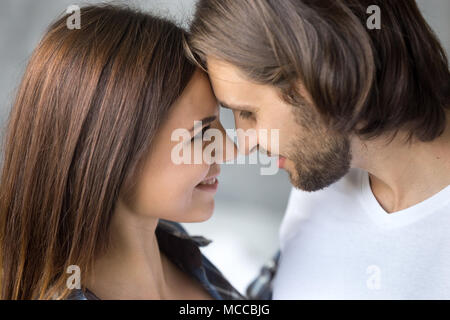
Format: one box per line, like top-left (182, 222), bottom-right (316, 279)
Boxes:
top-left (239, 111), bottom-right (254, 120)
top-left (191, 125), bottom-right (211, 142)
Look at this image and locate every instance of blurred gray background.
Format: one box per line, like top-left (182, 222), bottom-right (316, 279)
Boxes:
top-left (0, 0), bottom-right (449, 294)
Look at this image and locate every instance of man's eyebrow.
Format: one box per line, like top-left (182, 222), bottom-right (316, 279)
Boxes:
top-left (189, 115), bottom-right (217, 132)
top-left (218, 101), bottom-right (256, 112)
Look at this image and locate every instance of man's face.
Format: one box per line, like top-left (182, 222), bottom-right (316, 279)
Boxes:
top-left (207, 57), bottom-right (352, 191)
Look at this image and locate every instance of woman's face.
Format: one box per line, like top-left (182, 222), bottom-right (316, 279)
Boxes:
top-left (123, 70), bottom-right (237, 222)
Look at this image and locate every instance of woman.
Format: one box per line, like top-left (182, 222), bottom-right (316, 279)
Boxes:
top-left (0, 4), bottom-right (242, 300)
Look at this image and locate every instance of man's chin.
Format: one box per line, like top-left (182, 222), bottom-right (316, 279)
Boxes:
top-left (284, 167), bottom-right (302, 190)
top-left (288, 174), bottom-right (327, 192)
top-left (287, 166), bottom-right (350, 192)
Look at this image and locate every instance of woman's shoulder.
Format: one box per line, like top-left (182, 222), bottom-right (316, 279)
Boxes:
top-left (66, 287), bottom-right (100, 300)
top-left (156, 220), bottom-right (245, 300)
top-left (156, 219), bottom-right (213, 247)
top-left (66, 219), bottom-right (246, 300)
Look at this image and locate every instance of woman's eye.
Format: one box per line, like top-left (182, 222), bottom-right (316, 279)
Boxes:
top-left (191, 125), bottom-right (211, 142)
top-left (239, 111), bottom-right (254, 120)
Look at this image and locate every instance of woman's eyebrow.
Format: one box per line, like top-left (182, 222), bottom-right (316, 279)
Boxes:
top-left (189, 115), bottom-right (217, 132)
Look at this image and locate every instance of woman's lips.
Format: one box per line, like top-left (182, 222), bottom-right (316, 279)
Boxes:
top-left (195, 176), bottom-right (219, 192)
top-left (278, 156), bottom-right (286, 169)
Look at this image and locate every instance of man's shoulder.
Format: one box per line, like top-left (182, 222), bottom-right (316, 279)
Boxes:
top-left (248, 170), bottom-right (367, 300)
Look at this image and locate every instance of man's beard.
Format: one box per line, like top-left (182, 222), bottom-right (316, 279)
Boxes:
top-left (286, 106), bottom-right (352, 192)
top-left (286, 135), bottom-right (351, 192)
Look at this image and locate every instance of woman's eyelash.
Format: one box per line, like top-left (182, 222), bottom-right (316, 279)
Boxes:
top-left (239, 111), bottom-right (254, 120)
top-left (191, 125), bottom-right (211, 141)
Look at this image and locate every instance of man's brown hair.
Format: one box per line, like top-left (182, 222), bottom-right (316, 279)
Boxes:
top-left (188, 0), bottom-right (450, 142)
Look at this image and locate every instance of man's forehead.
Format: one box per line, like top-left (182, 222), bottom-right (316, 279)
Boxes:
top-left (206, 56), bottom-right (249, 85)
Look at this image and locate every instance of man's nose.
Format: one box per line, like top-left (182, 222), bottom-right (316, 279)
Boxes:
top-left (214, 123), bottom-right (238, 163)
top-left (236, 127), bottom-right (259, 156)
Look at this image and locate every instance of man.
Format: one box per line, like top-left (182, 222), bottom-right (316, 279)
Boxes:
top-left (188, 0), bottom-right (450, 299)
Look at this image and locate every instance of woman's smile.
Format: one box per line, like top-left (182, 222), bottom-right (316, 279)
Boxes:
top-left (195, 176), bottom-right (219, 193)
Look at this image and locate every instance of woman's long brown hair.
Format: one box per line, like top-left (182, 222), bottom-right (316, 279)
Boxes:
top-left (0, 4), bottom-right (196, 299)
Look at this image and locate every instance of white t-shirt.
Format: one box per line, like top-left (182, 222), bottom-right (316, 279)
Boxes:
top-left (273, 168), bottom-right (450, 299)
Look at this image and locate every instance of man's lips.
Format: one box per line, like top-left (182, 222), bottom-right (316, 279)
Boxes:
top-left (265, 150), bottom-right (287, 169)
top-left (278, 156), bottom-right (286, 169)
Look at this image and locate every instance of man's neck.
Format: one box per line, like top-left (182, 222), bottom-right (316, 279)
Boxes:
top-left (351, 118), bottom-right (450, 213)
